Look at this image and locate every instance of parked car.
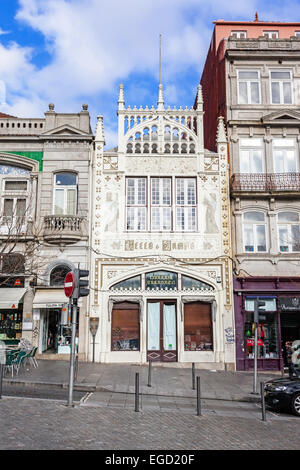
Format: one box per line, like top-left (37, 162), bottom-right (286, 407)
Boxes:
top-left (264, 377), bottom-right (300, 416)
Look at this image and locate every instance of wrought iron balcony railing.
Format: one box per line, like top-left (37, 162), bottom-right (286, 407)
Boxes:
top-left (231, 173), bottom-right (300, 193)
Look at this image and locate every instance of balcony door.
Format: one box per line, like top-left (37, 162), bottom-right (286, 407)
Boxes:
top-left (147, 300), bottom-right (177, 362)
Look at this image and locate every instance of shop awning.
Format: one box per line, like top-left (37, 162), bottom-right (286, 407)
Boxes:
top-left (33, 289), bottom-right (69, 309)
top-left (0, 288), bottom-right (27, 309)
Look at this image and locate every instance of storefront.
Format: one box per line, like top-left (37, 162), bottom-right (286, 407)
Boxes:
top-left (0, 287), bottom-right (27, 344)
top-left (234, 277), bottom-right (300, 371)
top-left (92, 266), bottom-right (234, 368)
top-left (33, 288), bottom-right (72, 355)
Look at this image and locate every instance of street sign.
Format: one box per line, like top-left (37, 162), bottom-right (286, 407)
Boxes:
top-left (64, 271), bottom-right (75, 298)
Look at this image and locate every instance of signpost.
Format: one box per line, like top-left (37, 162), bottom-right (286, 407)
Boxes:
top-left (64, 268), bottom-right (89, 407)
top-left (252, 297), bottom-right (266, 395)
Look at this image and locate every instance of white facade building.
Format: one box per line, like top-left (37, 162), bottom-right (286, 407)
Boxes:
top-left (89, 84), bottom-right (235, 369)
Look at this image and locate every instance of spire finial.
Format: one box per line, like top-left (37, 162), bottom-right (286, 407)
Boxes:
top-left (118, 84), bottom-right (125, 110)
top-left (157, 34), bottom-right (164, 110)
top-left (255, 12), bottom-right (259, 21)
top-left (216, 116), bottom-right (227, 144)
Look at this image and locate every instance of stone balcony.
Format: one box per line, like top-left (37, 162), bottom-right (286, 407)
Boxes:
top-left (231, 173), bottom-right (300, 197)
top-left (43, 215), bottom-right (84, 244)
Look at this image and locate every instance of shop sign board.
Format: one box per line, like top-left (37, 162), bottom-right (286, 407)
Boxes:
top-left (145, 271), bottom-right (177, 290)
top-left (280, 297), bottom-right (300, 311)
top-left (64, 271), bottom-right (75, 298)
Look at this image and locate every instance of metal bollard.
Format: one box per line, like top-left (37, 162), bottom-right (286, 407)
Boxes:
top-left (260, 381), bottom-right (266, 421)
top-left (148, 360), bottom-right (152, 387)
top-left (196, 376), bottom-right (201, 416)
top-left (135, 372), bottom-right (140, 412)
top-left (192, 362), bottom-right (195, 390)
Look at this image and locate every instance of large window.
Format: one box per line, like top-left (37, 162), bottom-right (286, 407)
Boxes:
top-left (126, 177), bottom-right (147, 231)
top-left (151, 178), bottom-right (172, 231)
top-left (184, 302), bottom-right (213, 351)
top-left (239, 138), bottom-right (264, 173)
top-left (270, 70), bottom-right (293, 104)
top-left (54, 172), bottom-right (77, 215)
top-left (263, 31), bottom-right (279, 39)
top-left (273, 139), bottom-right (297, 173)
top-left (176, 178), bottom-right (197, 231)
top-left (111, 302), bottom-right (140, 351)
top-left (231, 31), bottom-right (247, 39)
top-left (238, 71), bottom-right (260, 104)
top-left (125, 177), bottom-right (197, 232)
top-left (278, 211), bottom-right (300, 252)
top-left (0, 165), bottom-right (29, 230)
top-left (243, 211), bottom-right (267, 252)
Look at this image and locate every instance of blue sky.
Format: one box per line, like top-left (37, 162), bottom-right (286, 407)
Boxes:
top-left (0, 0), bottom-right (299, 148)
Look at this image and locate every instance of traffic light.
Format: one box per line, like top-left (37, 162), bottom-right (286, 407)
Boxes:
top-left (74, 268), bottom-right (89, 299)
top-left (254, 298), bottom-right (265, 324)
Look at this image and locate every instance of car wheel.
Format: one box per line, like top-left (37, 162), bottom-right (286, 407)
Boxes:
top-left (291, 393), bottom-right (300, 416)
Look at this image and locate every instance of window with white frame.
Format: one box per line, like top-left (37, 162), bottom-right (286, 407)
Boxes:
top-left (263, 31), bottom-right (279, 39)
top-left (238, 71), bottom-right (261, 104)
top-left (270, 70), bottom-right (293, 104)
top-left (231, 31), bottom-right (247, 39)
top-left (151, 178), bottom-right (172, 231)
top-left (0, 165), bottom-right (30, 229)
top-left (277, 211), bottom-right (300, 252)
top-left (126, 177), bottom-right (147, 231)
top-left (243, 211), bottom-right (267, 252)
top-left (273, 138), bottom-right (298, 173)
top-left (54, 172), bottom-right (77, 215)
top-left (239, 138), bottom-right (264, 173)
top-left (175, 178), bottom-right (197, 231)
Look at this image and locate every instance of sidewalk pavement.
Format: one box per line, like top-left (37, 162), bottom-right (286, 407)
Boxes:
top-left (2, 359), bottom-right (284, 402)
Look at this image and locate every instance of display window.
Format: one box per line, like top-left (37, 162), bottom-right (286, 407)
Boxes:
top-left (111, 302), bottom-right (140, 351)
top-left (244, 297), bottom-right (279, 359)
top-left (184, 302), bottom-right (213, 351)
top-left (0, 310), bottom-right (23, 340)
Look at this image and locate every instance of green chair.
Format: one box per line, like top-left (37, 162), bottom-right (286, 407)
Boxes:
top-left (4, 350), bottom-right (19, 378)
top-left (27, 347), bottom-right (38, 368)
top-left (14, 350), bottom-right (28, 375)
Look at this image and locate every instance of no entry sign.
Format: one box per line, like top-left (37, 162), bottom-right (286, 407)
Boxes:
top-left (64, 271), bottom-right (75, 298)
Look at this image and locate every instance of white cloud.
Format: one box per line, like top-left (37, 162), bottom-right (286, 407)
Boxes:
top-left (2, 0), bottom-right (295, 146)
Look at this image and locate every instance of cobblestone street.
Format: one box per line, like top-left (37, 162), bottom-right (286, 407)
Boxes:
top-left (0, 394), bottom-right (299, 450)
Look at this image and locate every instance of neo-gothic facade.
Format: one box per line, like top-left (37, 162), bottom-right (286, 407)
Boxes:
top-left (89, 83), bottom-right (235, 369)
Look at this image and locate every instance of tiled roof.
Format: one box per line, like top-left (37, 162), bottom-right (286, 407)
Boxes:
top-left (0, 112), bottom-right (17, 118)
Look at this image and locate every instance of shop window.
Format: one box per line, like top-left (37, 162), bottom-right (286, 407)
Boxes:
top-left (243, 211), bottom-right (267, 252)
top-left (111, 275), bottom-right (141, 290)
top-left (111, 302), bottom-right (140, 351)
top-left (239, 138), bottom-right (264, 173)
top-left (50, 265), bottom-right (71, 286)
top-left (277, 211), bottom-right (300, 252)
top-left (184, 302), bottom-right (213, 351)
top-left (182, 275), bottom-right (214, 291)
top-left (244, 298), bottom-right (279, 359)
top-left (237, 70), bottom-right (261, 105)
top-left (54, 172), bottom-right (77, 215)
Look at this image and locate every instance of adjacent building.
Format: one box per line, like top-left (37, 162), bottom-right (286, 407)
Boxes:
top-left (200, 17), bottom-right (300, 371)
top-left (0, 105), bottom-right (93, 360)
top-left (89, 83), bottom-right (235, 369)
